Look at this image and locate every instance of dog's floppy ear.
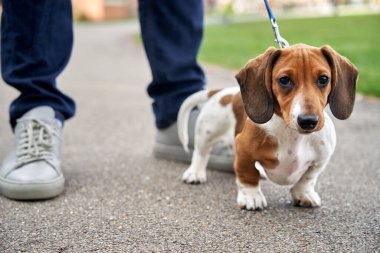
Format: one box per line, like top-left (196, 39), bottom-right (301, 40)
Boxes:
top-left (235, 47), bottom-right (280, 124)
top-left (321, 45), bottom-right (359, 120)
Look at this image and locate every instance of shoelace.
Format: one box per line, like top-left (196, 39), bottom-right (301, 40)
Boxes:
top-left (16, 119), bottom-right (56, 166)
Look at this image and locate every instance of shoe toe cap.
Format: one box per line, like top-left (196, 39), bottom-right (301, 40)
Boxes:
top-left (6, 161), bottom-right (59, 182)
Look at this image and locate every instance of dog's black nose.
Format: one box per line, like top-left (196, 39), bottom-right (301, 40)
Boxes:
top-left (297, 114), bottom-right (319, 131)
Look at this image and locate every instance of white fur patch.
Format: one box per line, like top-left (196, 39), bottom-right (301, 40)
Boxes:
top-left (236, 180), bottom-right (267, 210)
top-left (290, 94), bottom-right (303, 130)
top-left (259, 113), bottom-right (336, 186)
top-left (255, 161), bottom-right (268, 179)
top-left (182, 148), bottom-right (209, 184)
top-left (182, 166), bottom-right (207, 184)
top-left (291, 185), bottom-right (321, 207)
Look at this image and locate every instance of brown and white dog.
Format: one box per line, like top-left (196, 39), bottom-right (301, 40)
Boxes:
top-left (178, 44), bottom-right (358, 210)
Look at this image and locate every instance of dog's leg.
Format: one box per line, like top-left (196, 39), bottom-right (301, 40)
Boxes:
top-left (182, 141), bottom-right (211, 184)
top-left (234, 138), bottom-right (267, 210)
top-left (290, 159), bottom-right (329, 207)
top-left (182, 119), bottom-right (226, 184)
top-left (183, 100), bottom-right (235, 184)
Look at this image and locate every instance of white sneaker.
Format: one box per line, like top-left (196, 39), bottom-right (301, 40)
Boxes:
top-left (0, 106), bottom-right (64, 200)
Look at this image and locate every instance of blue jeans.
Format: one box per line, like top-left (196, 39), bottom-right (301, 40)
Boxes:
top-left (1, 0), bottom-right (75, 128)
top-left (1, 0), bottom-right (205, 129)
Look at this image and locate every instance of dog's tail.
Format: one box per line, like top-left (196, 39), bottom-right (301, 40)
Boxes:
top-left (178, 90), bottom-right (210, 153)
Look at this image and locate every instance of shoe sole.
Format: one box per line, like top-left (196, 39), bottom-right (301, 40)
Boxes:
top-left (154, 142), bottom-right (235, 172)
top-left (0, 175), bottom-right (64, 200)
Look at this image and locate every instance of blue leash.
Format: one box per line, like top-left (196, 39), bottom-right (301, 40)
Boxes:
top-left (263, 0), bottom-right (289, 48)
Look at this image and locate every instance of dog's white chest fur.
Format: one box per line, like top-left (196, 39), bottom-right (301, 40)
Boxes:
top-left (258, 114), bottom-right (336, 185)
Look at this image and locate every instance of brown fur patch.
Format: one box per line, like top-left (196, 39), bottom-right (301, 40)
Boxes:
top-left (234, 119), bottom-right (279, 187)
top-left (235, 47), bottom-right (278, 124)
top-left (219, 94), bottom-right (233, 106)
top-left (321, 45), bottom-right (358, 120)
top-left (232, 93), bottom-right (247, 135)
top-left (208, 89), bottom-right (222, 98)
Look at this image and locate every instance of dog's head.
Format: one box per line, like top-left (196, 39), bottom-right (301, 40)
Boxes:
top-left (235, 44), bottom-right (358, 133)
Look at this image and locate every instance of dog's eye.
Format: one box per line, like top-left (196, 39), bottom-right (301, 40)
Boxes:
top-left (279, 76), bottom-right (292, 88)
top-left (317, 75), bottom-right (329, 87)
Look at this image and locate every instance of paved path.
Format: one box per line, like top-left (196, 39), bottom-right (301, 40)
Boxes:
top-left (0, 21), bottom-right (379, 252)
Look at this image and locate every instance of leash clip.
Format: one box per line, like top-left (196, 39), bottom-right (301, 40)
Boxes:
top-left (270, 19), bottom-right (289, 48)
top-left (264, 0), bottom-right (289, 49)
top-left (270, 18), bottom-right (289, 49)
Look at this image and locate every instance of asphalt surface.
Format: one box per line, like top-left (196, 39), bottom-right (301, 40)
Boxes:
top-left (0, 21), bottom-right (379, 252)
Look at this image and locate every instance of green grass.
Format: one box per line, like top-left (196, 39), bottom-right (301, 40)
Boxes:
top-left (199, 14), bottom-right (380, 97)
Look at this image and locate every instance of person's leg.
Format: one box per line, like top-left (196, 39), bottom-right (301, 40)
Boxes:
top-left (138, 0), bottom-right (234, 170)
top-left (138, 0), bottom-right (205, 129)
top-left (0, 0), bottom-right (75, 200)
top-left (1, 0), bottom-right (75, 128)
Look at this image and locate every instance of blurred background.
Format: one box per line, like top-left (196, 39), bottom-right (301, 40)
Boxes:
top-left (0, 0), bottom-right (378, 96)
top-left (68, 0), bottom-right (379, 21)
top-left (68, 0), bottom-right (379, 97)
top-left (67, 0), bottom-right (380, 21)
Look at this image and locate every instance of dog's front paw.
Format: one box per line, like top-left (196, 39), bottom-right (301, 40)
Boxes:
top-left (237, 186), bottom-right (267, 211)
top-left (182, 167), bottom-right (207, 184)
top-left (291, 187), bottom-right (321, 207)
